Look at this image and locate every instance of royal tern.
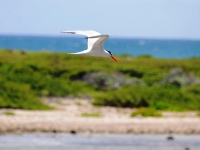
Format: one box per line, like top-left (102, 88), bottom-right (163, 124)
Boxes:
top-left (61, 30), bottom-right (118, 62)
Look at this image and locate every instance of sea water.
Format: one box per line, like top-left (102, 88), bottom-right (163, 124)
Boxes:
top-left (0, 133), bottom-right (200, 150)
top-left (0, 35), bottom-right (200, 58)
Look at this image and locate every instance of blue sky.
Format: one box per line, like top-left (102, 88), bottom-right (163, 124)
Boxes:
top-left (0, 0), bottom-right (200, 39)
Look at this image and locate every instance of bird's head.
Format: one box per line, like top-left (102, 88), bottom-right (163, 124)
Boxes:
top-left (106, 50), bottom-right (118, 62)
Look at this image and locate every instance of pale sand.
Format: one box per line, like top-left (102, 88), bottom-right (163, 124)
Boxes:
top-left (0, 97), bottom-right (200, 134)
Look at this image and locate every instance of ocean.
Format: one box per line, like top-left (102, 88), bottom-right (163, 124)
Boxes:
top-left (0, 35), bottom-right (200, 59)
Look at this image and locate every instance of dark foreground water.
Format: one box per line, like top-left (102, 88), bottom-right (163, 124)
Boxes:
top-left (0, 133), bottom-right (200, 150)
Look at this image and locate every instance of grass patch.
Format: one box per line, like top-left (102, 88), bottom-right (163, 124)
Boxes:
top-left (81, 112), bottom-right (102, 117)
top-left (75, 102), bottom-right (82, 106)
top-left (131, 108), bottom-right (162, 117)
top-left (197, 111), bottom-right (200, 117)
top-left (3, 111), bottom-right (15, 116)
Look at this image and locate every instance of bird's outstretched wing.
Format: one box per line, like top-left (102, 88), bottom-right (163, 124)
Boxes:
top-left (88, 35), bottom-right (109, 51)
top-left (61, 30), bottom-right (109, 51)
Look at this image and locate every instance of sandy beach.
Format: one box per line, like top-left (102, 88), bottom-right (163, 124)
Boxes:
top-left (0, 97), bottom-right (200, 134)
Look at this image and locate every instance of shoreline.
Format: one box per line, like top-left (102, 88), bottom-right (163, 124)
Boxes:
top-left (1, 115), bottom-right (200, 134)
top-left (1, 98), bottom-right (200, 134)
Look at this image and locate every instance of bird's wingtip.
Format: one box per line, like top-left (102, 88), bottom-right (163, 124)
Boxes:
top-left (61, 31), bottom-right (76, 34)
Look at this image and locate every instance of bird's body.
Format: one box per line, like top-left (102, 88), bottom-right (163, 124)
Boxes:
top-left (61, 30), bottom-right (118, 62)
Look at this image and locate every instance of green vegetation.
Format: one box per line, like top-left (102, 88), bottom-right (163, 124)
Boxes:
top-left (197, 111), bottom-right (200, 117)
top-left (0, 49), bottom-right (200, 111)
top-left (81, 112), bottom-right (102, 117)
top-left (131, 108), bottom-right (162, 117)
top-left (75, 101), bottom-right (82, 106)
top-left (93, 85), bottom-right (200, 111)
top-left (3, 111), bottom-right (15, 116)
top-left (0, 78), bottom-right (52, 110)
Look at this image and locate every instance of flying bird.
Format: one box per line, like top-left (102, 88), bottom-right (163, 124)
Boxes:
top-left (61, 30), bottom-right (118, 62)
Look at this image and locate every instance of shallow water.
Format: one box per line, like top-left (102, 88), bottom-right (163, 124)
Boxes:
top-left (0, 133), bottom-right (200, 150)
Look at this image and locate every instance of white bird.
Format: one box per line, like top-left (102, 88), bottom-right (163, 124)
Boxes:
top-left (61, 30), bottom-right (118, 62)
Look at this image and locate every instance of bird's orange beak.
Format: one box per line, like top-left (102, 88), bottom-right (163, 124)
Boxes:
top-left (111, 56), bottom-right (118, 62)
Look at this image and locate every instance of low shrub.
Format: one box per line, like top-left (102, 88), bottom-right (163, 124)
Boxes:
top-left (0, 79), bottom-right (52, 110)
top-left (93, 85), bottom-right (200, 111)
top-left (93, 86), bottom-right (149, 107)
